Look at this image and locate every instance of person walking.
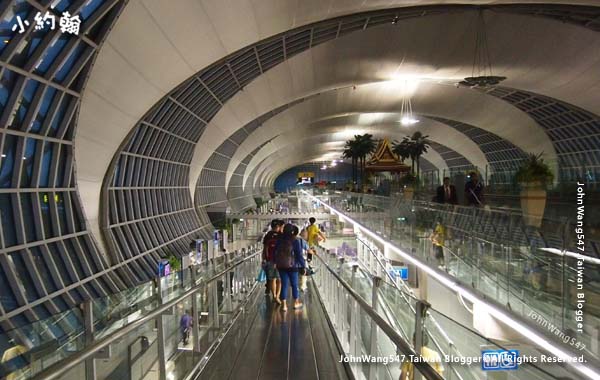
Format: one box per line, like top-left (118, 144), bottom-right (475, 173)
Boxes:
top-left (274, 224), bottom-right (307, 312)
top-left (430, 221), bottom-right (446, 269)
top-left (464, 172), bottom-right (484, 206)
top-left (306, 217), bottom-right (326, 262)
top-left (263, 219), bottom-right (284, 303)
top-left (435, 177), bottom-right (457, 204)
top-left (180, 310), bottom-right (193, 346)
top-left (298, 227), bottom-right (314, 292)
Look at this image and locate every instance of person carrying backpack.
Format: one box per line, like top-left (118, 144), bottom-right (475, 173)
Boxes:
top-left (263, 219), bottom-right (284, 303)
top-left (274, 223), bottom-right (306, 312)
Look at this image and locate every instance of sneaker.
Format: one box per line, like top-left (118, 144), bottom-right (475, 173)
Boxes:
top-left (282, 304), bottom-right (288, 312)
top-left (293, 303), bottom-right (303, 310)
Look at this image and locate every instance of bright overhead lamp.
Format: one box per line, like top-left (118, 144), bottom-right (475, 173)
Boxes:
top-left (330, 161), bottom-right (337, 167)
top-left (400, 116), bottom-right (419, 126)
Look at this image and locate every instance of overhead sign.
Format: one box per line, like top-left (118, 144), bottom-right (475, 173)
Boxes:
top-left (298, 172), bottom-right (315, 178)
top-left (390, 266), bottom-right (408, 281)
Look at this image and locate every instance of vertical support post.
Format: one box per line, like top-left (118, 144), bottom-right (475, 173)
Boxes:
top-left (191, 268), bottom-right (201, 353)
top-left (349, 265), bottom-right (359, 355)
top-left (224, 255), bottom-right (233, 313)
top-left (414, 300), bottom-right (431, 380)
top-left (83, 301), bottom-right (96, 380)
top-left (211, 281), bottom-right (220, 330)
top-left (337, 281), bottom-right (345, 346)
top-left (476, 255), bottom-right (481, 289)
top-left (337, 257), bottom-right (345, 331)
top-left (561, 253), bottom-right (567, 330)
top-left (506, 246), bottom-right (512, 306)
top-left (156, 278), bottom-right (167, 380)
top-left (495, 272), bottom-right (500, 300)
top-left (368, 276), bottom-right (382, 380)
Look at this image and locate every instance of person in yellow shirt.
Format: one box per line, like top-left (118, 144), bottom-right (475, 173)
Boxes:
top-left (430, 221), bottom-right (446, 269)
top-left (306, 217), bottom-right (326, 262)
top-left (400, 333), bottom-right (444, 380)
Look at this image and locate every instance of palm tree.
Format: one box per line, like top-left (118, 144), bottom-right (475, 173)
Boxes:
top-left (343, 138), bottom-right (360, 186)
top-left (392, 139), bottom-right (411, 166)
top-left (410, 131), bottom-right (430, 176)
top-left (354, 134), bottom-right (377, 189)
top-left (399, 136), bottom-right (417, 174)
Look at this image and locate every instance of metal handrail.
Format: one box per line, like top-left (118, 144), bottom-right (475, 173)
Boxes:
top-left (33, 249), bottom-right (261, 380)
top-left (300, 189), bottom-right (600, 380)
top-left (313, 252), bottom-right (444, 380)
top-left (353, 237), bottom-right (468, 380)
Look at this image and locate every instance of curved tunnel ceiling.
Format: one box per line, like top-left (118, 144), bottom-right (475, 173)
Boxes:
top-left (3, 0), bottom-right (600, 331)
top-left (217, 83), bottom-right (543, 190)
top-left (79, 4), bottom-right (600, 242)
top-left (238, 118), bottom-right (471, 189)
top-left (91, 5), bottom-right (600, 287)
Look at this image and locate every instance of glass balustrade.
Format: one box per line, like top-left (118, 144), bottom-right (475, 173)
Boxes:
top-left (313, 246), bottom-right (575, 380)
top-left (0, 246), bottom-right (261, 380)
top-left (293, 190), bottom-right (600, 362)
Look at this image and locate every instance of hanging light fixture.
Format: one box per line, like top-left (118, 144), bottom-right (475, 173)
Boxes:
top-left (399, 91), bottom-right (419, 126)
top-left (459, 9), bottom-right (506, 88)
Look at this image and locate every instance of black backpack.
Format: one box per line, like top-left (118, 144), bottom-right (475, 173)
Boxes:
top-left (274, 238), bottom-right (295, 269)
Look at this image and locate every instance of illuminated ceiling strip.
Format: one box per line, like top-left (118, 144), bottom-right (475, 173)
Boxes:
top-left (300, 190), bottom-right (600, 380)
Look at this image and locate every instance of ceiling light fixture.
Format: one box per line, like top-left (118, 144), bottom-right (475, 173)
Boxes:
top-left (400, 115), bottom-right (419, 126)
top-left (459, 10), bottom-right (506, 88)
top-left (399, 88), bottom-right (419, 127)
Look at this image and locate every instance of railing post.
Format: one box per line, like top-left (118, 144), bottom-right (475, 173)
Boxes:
top-left (414, 300), bottom-right (431, 380)
top-left (83, 300), bottom-right (96, 380)
top-left (506, 246), bottom-right (512, 306)
top-left (224, 254), bottom-right (233, 312)
top-left (191, 267), bottom-right (201, 353)
top-left (209, 280), bottom-right (220, 341)
top-left (337, 257), bottom-right (345, 333)
top-left (156, 277), bottom-right (167, 380)
top-left (368, 276), bottom-right (382, 380)
top-left (561, 253), bottom-right (567, 331)
top-left (349, 265), bottom-right (359, 356)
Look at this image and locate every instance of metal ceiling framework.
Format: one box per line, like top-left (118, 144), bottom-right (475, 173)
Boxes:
top-left (426, 115), bottom-right (528, 176)
top-left (0, 0), bottom-right (128, 334)
top-left (0, 1), bottom-right (599, 334)
top-left (239, 127), bottom-right (465, 187)
top-left (100, 4), bottom-right (600, 294)
top-left (483, 86), bottom-right (600, 183)
top-left (205, 97), bottom-right (527, 204)
top-left (194, 97), bottom-right (313, 222)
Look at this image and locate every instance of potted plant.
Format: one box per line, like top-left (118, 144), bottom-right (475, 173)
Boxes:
top-left (400, 173), bottom-right (417, 200)
top-left (168, 255), bottom-right (181, 272)
top-left (515, 153), bottom-right (554, 227)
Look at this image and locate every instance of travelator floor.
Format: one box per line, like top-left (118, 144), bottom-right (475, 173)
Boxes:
top-left (200, 280), bottom-right (350, 380)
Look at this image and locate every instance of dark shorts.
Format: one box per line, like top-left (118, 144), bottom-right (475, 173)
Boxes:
top-left (266, 262), bottom-right (279, 280)
top-left (434, 245), bottom-right (444, 259)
